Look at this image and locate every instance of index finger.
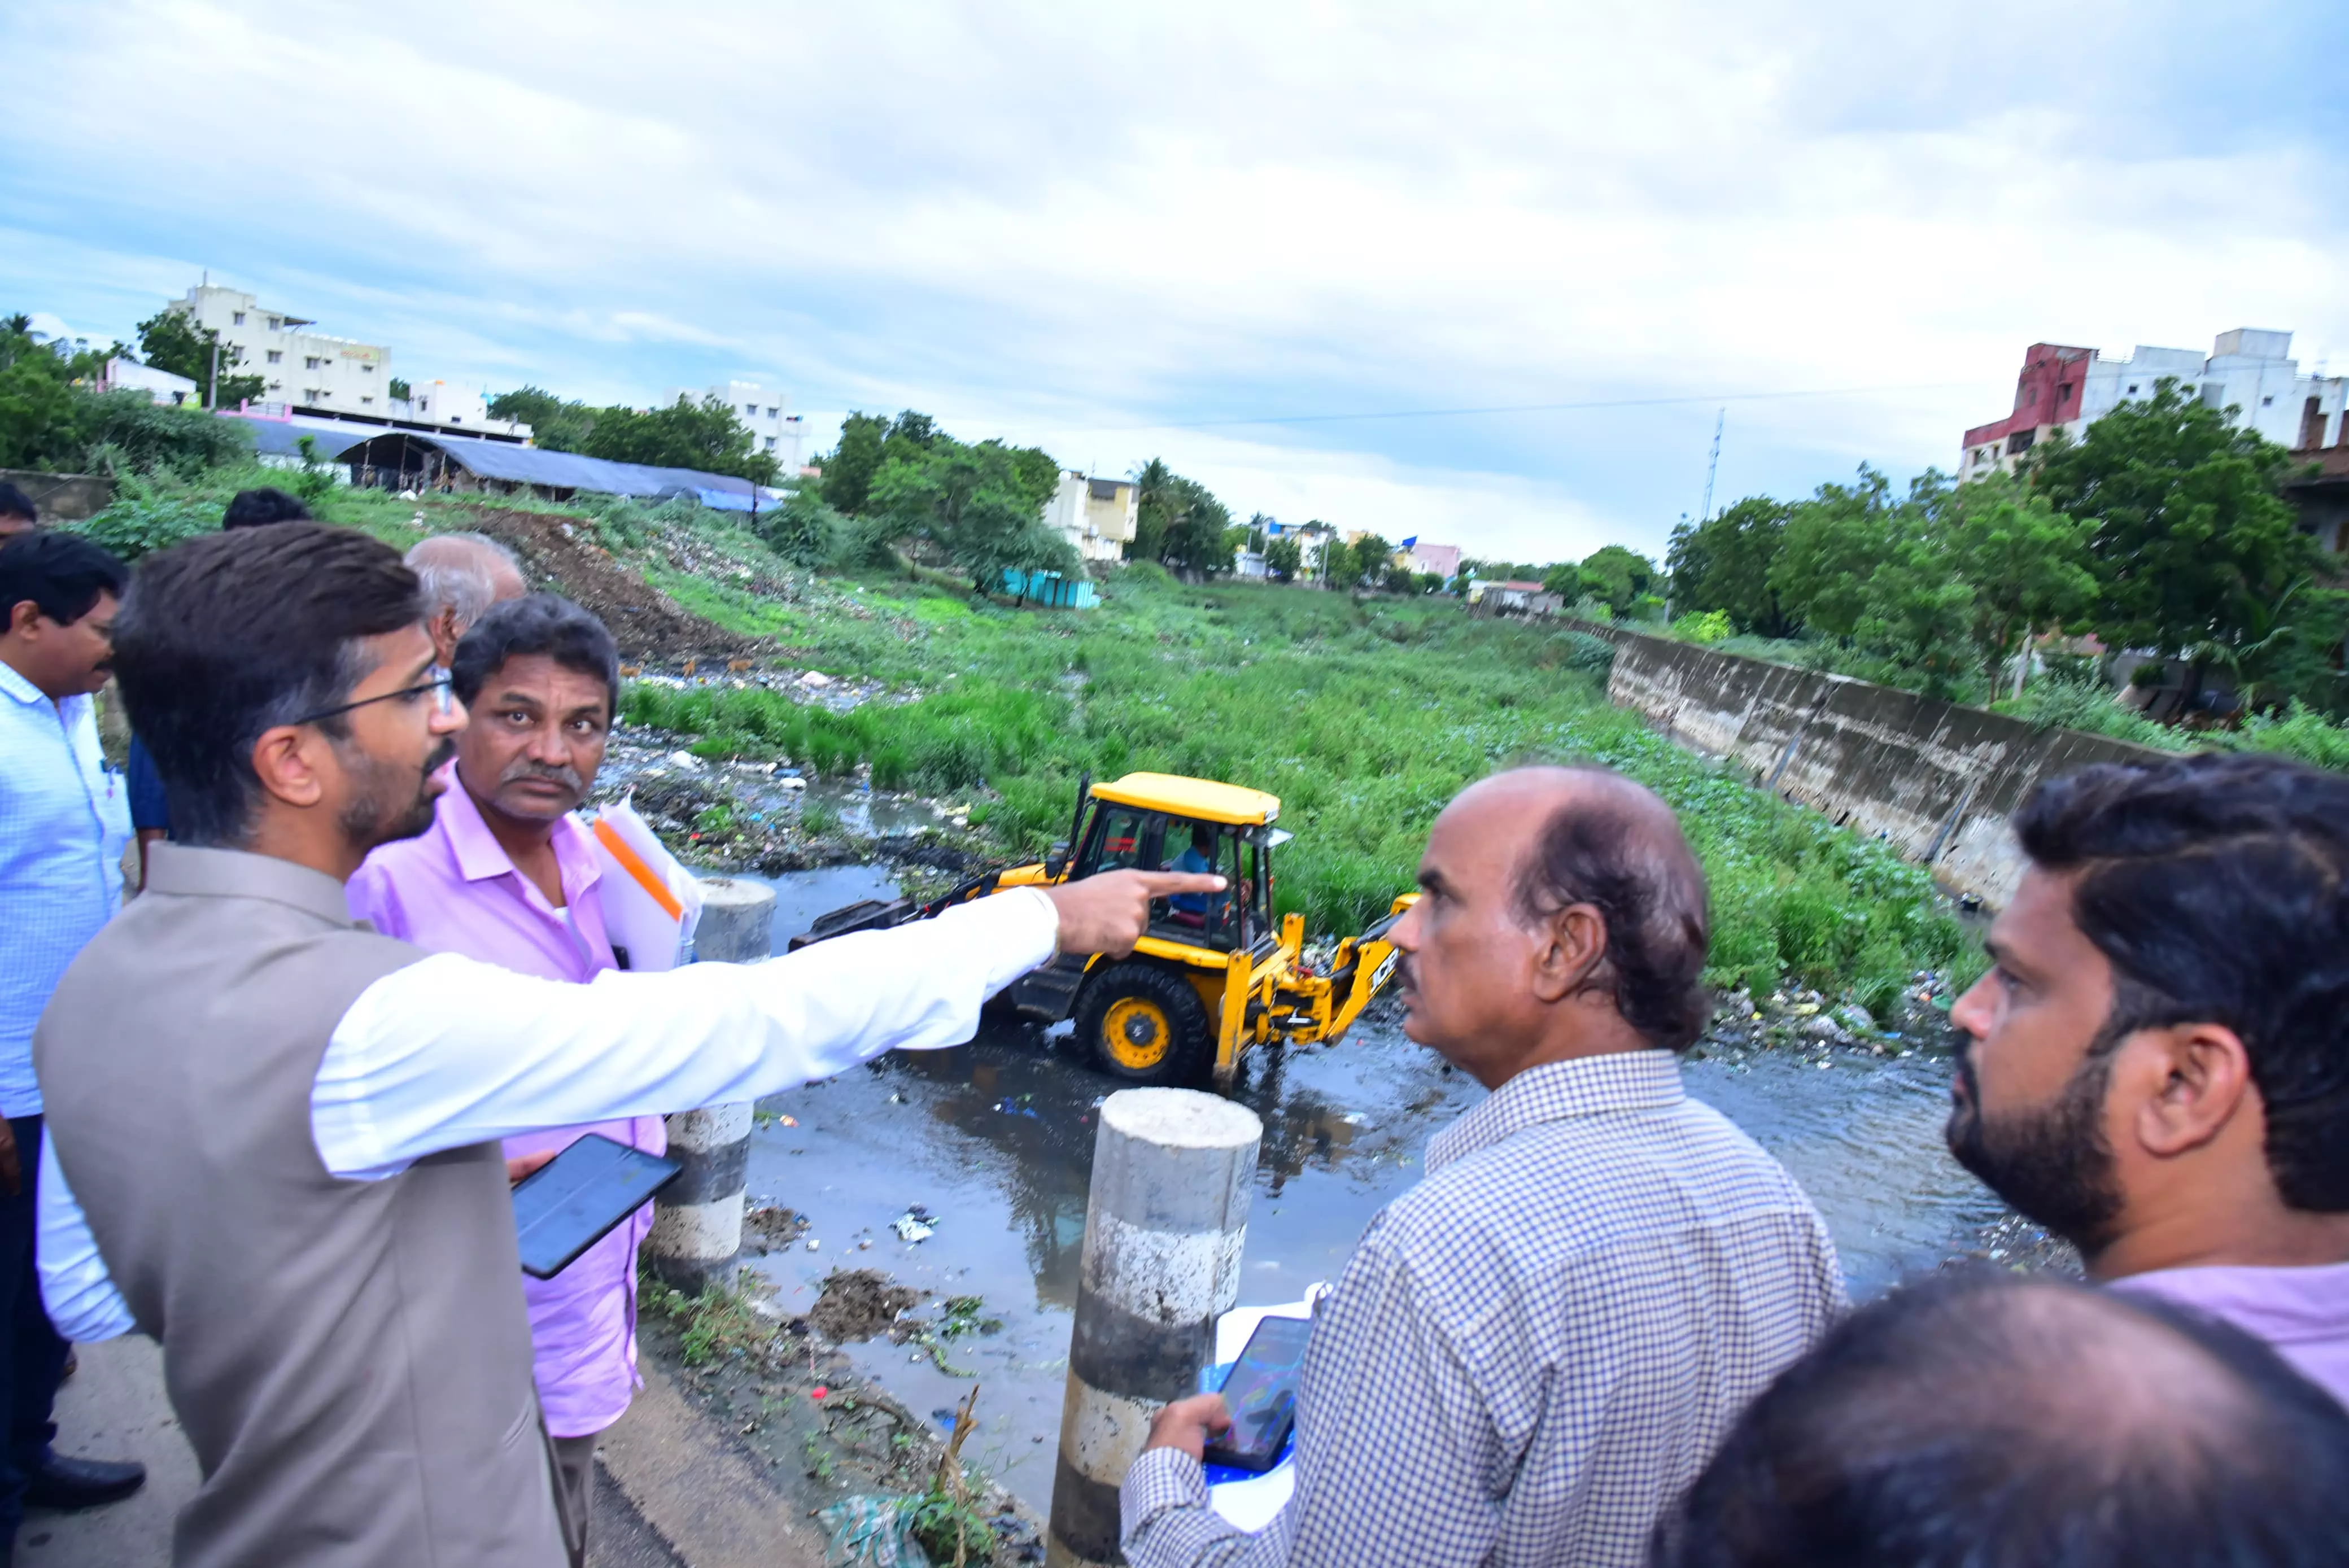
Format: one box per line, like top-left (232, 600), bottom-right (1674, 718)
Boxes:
top-left (1131, 871), bottom-right (1229, 894)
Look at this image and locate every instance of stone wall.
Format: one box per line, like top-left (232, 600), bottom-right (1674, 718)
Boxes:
top-left (0, 469), bottom-right (116, 523)
top-left (1578, 622), bottom-right (2172, 909)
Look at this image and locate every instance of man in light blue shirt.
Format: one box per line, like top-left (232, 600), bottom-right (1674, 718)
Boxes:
top-left (0, 531), bottom-right (146, 1552)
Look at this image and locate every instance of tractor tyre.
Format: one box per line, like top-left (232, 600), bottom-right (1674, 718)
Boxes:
top-left (1073, 962), bottom-right (1212, 1086)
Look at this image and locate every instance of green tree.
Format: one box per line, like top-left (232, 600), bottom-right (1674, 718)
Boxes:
top-left (1540, 561), bottom-right (1582, 600)
top-left (389, 376), bottom-right (413, 403)
top-left (2029, 381), bottom-right (2317, 702)
top-left (1941, 474), bottom-right (2098, 696)
top-left (1666, 497), bottom-right (1800, 636)
top-left (820, 412), bottom-right (890, 513)
top-left (1130, 458), bottom-right (1235, 576)
top-left (1575, 545), bottom-right (1658, 616)
top-left (488, 386), bottom-right (596, 451)
top-left (581, 394), bottom-right (779, 485)
top-left (0, 318), bottom-right (84, 468)
top-left (1771, 467), bottom-right (1905, 639)
top-left (1264, 536), bottom-right (1303, 582)
top-left (871, 440), bottom-right (1076, 591)
top-left (1343, 534), bottom-right (1394, 589)
top-left (135, 308), bottom-right (263, 408)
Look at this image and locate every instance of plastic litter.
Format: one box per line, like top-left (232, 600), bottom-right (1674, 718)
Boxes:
top-left (893, 1211), bottom-right (936, 1243)
top-left (816, 1494), bottom-right (929, 1567)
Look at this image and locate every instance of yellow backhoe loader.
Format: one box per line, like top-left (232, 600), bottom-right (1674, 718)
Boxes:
top-left (791, 772), bottom-right (1413, 1087)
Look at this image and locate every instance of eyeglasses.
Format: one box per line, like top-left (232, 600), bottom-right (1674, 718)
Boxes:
top-left (285, 676), bottom-right (456, 730)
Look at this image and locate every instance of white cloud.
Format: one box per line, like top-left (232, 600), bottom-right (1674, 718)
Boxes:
top-left (2, 0), bottom-right (2341, 562)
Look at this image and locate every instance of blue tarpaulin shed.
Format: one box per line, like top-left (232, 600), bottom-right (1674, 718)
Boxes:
top-left (326, 427), bottom-right (780, 508)
top-left (1001, 569), bottom-right (1098, 608)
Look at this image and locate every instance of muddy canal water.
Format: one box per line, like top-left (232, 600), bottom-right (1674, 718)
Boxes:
top-left (734, 869), bottom-right (2036, 1513)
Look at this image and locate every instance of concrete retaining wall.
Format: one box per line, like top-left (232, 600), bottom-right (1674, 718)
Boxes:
top-left (1578, 623), bottom-right (2172, 909)
top-left (1, 469), bottom-right (115, 523)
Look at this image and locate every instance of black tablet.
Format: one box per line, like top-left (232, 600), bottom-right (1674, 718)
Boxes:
top-left (510, 1133), bottom-right (683, 1279)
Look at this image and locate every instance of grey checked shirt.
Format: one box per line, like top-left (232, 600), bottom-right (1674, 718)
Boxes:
top-left (1120, 1050), bottom-right (1845, 1568)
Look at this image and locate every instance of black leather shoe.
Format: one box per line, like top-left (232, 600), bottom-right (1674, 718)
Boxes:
top-left (24, 1454), bottom-right (146, 1512)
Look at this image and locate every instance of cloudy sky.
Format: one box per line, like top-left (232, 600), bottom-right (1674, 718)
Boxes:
top-left (5, 1), bottom-right (2343, 561)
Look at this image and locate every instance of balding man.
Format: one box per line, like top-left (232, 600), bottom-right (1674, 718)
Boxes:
top-left (1652, 1270), bottom-right (2349, 1566)
top-left (407, 533), bottom-right (527, 669)
top-left (1123, 767), bottom-right (1845, 1568)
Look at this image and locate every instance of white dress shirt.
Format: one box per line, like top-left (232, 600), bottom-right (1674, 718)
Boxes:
top-left (40, 886), bottom-right (1059, 1342)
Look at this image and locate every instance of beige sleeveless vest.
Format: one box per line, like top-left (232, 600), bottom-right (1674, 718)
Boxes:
top-left (35, 844), bottom-right (564, 1567)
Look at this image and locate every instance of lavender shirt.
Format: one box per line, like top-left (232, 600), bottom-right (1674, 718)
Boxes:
top-left (2112, 1260), bottom-right (2349, 1408)
top-left (347, 772), bottom-right (667, 1438)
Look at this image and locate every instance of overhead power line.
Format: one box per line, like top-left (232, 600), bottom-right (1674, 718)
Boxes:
top-left (1024, 379), bottom-right (1976, 436)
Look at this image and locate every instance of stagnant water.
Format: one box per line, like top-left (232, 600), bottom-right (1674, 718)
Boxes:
top-left (733, 868), bottom-right (2031, 1511)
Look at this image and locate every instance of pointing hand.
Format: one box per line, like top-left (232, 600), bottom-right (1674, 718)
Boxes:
top-left (1045, 870), bottom-right (1228, 958)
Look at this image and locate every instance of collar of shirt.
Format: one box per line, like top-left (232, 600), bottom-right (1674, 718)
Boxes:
top-left (1425, 1049), bottom-right (1686, 1176)
top-left (0, 657), bottom-right (77, 720)
top-left (436, 765), bottom-right (604, 910)
top-left (147, 842), bottom-right (356, 925)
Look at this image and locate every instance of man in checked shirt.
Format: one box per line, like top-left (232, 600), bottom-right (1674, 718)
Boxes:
top-left (1121, 767), bottom-right (1846, 1568)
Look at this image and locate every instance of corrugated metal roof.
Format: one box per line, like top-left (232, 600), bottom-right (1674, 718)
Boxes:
top-left (330, 430), bottom-right (774, 502)
top-left (221, 417), bottom-right (375, 460)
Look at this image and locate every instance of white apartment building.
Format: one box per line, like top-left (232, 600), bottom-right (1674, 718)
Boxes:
top-left (1961, 329), bottom-right (2348, 481)
top-left (173, 284), bottom-right (393, 414)
top-left (665, 381), bottom-right (808, 469)
top-left (1042, 472), bottom-right (1139, 564)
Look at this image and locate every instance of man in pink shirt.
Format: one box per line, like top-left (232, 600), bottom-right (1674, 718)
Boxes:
top-left (1946, 753), bottom-right (2349, 1406)
top-left (347, 593), bottom-right (652, 1562)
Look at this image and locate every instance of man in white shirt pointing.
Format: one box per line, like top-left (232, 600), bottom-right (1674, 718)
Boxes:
top-left (30, 522), bottom-right (1221, 1568)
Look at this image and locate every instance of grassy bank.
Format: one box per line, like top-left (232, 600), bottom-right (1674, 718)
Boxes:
top-left (626, 568), bottom-right (1979, 1016)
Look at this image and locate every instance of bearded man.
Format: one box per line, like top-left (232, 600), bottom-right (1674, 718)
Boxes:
top-left (1946, 752), bottom-right (2349, 1404)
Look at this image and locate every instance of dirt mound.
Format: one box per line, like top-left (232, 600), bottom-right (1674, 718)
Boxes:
top-left (742, 1204), bottom-right (810, 1256)
top-left (810, 1269), bottom-right (924, 1343)
top-left (460, 505), bottom-right (753, 659)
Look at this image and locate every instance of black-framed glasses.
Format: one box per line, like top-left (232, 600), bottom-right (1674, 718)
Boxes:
top-left (285, 676), bottom-right (456, 730)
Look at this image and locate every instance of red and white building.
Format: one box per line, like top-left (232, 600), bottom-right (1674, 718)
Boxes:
top-left (1960, 330), bottom-right (2346, 482)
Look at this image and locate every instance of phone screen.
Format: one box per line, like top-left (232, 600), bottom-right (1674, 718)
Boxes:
top-left (1203, 1314), bottom-right (1313, 1472)
top-left (511, 1133), bottom-right (683, 1279)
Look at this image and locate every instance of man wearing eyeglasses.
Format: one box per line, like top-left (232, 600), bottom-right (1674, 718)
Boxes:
top-left (345, 592), bottom-right (652, 1566)
top-left (28, 523), bottom-right (1226, 1568)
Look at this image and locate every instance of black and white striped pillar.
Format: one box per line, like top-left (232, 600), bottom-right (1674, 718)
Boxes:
top-left (1049, 1088), bottom-right (1263, 1567)
top-left (644, 876), bottom-right (773, 1296)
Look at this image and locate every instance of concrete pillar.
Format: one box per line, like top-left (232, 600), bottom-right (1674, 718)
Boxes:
top-left (1048, 1089), bottom-right (1262, 1567)
top-left (644, 876), bottom-right (772, 1296)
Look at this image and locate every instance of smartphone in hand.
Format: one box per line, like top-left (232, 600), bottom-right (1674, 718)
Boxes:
top-left (1203, 1314), bottom-right (1313, 1473)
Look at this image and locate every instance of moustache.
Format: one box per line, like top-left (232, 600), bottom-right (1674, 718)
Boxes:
top-left (1395, 954), bottom-right (1418, 993)
top-left (501, 758), bottom-right (585, 793)
top-left (422, 739), bottom-right (458, 779)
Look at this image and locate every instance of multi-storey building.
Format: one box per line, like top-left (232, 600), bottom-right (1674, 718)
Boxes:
top-left (665, 381), bottom-right (808, 470)
top-left (1961, 330), bottom-right (2347, 481)
top-left (173, 284), bottom-right (394, 415)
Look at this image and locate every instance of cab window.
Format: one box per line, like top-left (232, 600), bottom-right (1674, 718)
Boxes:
top-left (1088, 806), bottom-right (1152, 873)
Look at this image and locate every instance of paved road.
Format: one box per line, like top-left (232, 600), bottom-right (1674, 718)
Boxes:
top-left (22, 1338), bottom-right (708, 1567)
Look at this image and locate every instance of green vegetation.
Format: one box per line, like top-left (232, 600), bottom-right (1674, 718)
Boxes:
top-left (642, 1274), bottom-right (779, 1368)
top-left (484, 385), bottom-right (780, 484)
top-left (624, 567), bottom-right (1977, 1014)
top-left (1667, 383), bottom-right (2344, 728)
top-left (134, 305), bottom-right (264, 407)
top-left (1, 317), bottom-right (257, 476)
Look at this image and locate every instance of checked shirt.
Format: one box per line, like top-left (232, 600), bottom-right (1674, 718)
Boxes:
top-left (1121, 1049), bottom-right (1846, 1568)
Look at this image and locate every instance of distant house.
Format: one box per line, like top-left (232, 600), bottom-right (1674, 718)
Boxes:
top-left (1230, 549), bottom-right (1269, 579)
top-left (101, 357), bottom-right (199, 407)
top-left (1267, 519), bottom-right (1337, 579)
top-left (1044, 472), bottom-right (1138, 564)
top-left (1467, 580), bottom-right (1562, 617)
top-left (1405, 540), bottom-right (1461, 581)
